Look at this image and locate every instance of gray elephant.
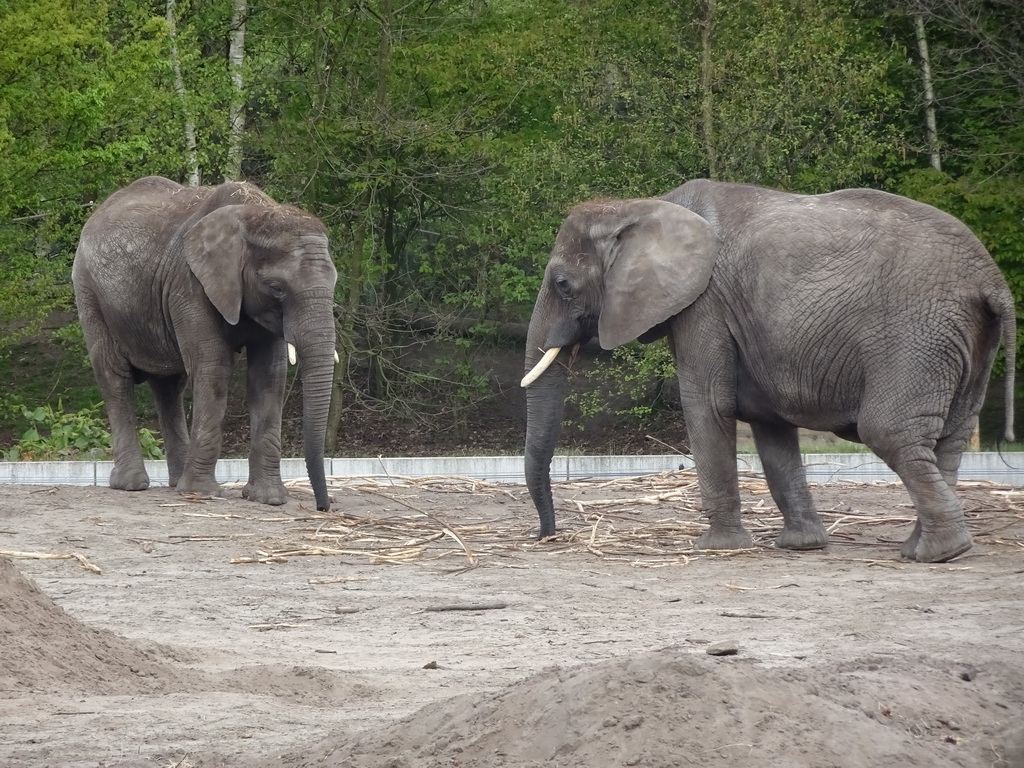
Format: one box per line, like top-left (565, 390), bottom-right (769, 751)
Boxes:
top-left (521, 180), bottom-right (1016, 563)
top-left (72, 176), bottom-right (338, 511)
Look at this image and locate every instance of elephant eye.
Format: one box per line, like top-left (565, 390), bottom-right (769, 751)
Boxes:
top-left (554, 275), bottom-right (571, 298)
top-left (266, 281), bottom-right (285, 299)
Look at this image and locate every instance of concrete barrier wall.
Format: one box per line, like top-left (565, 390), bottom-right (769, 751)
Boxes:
top-left (1, 452), bottom-right (1022, 486)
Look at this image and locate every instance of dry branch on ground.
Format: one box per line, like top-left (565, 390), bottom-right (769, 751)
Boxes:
top-left (215, 471), bottom-right (1024, 570)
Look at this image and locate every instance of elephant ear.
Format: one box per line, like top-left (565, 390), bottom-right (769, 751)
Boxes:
top-left (595, 199), bottom-right (718, 350)
top-left (184, 206), bottom-right (247, 325)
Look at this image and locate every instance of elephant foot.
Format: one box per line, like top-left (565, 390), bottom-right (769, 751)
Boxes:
top-left (242, 479), bottom-right (289, 506)
top-left (534, 513), bottom-right (557, 540)
top-left (694, 526), bottom-right (754, 551)
top-left (901, 519), bottom-right (972, 563)
top-left (167, 466), bottom-right (185, 488)
top-left (109, 464), bottom-right (149, 491)
top-left (177, 472), bottom-right (221, 499)
top-left (775, 520), bottom-right (829, 551)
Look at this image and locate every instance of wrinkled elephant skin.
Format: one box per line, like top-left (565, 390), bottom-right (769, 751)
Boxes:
top-left (73, 176), bottom-right (338, 511)
top-left (522, 180), bottom-right (1016, 563)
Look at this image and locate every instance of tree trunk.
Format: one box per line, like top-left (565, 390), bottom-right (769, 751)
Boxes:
top-left (325, 219), bottom-right (365, 456)
top-left (699, 0), bottom-right (717, 180)
top-left (913, 13), bottom-right (942, 171)
top-left (365, 0), bottom-right (394, 401)
top-left (166, 0), bottom-right (199, 186)
top-left (224, 0), bottom-right (247, 182)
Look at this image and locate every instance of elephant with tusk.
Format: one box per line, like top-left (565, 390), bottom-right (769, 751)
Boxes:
top-left (73, 176), bottom-right (338, 511)
top-left (522, 179), bottom-right (1016, 563)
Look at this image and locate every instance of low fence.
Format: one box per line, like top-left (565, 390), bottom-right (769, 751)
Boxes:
top-left (1, 452), bottom-right (1023, 486)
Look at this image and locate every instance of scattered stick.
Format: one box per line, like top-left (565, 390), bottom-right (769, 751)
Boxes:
top-left (423, 602), bottom-right (507, 612)
top-left (725, 582), bottom-right (799, 591)
top-left (644, 434), bottom-right (687, 454)
top-left (219, 470), bottom-right (1023, 570)
top-left (0, 549), bottom-right (101, 574)
top-left (307, 575), bottom-right (376, 585)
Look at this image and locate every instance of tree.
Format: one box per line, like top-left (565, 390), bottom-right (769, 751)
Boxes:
top-left (0, 0), bottom-right (184, 344)
top-left (249, 0), bottom-right (500, 447)
top-left (894, 0), bottom-right (1024, 332)
top-left (166, 0), bottom-right (200, 185)
top-left (911, 12), bottom-right (941, 171)
top-left (703, 0), bottom-right (911, 191)
top-left (224, 0), bottom-right (246, 181)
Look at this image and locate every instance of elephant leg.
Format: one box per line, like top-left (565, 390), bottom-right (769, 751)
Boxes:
top-left (900, 416), bottom-right (974, 557)
top-left (751, 422), bottom-right (828, 550)
top-left (684, 406), bottom-right (754, 551)
top-left (672, 326), bottom-right (752, 551)
top-left (176, 354), bottom-right (232, 498)
top-left (78, 298), bottom-right (148, 491)
top-left (861, 411), bottom-right (970, 563)
top-left (240, 339), bottom-right (288, 506)
top-left (103, 370), bottom-right (149, 491)
top-left (148, 374), bottom-right (189, 487)
top-left (935, 419), bottom-right (974, 488)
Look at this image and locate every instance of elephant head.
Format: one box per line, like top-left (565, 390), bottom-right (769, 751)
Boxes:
top-left (521, 198), bottom-right (718, 536)
top-left (185, 203), bottom-right (338, 511)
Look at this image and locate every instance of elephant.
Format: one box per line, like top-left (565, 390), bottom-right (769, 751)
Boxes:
top-left (521, 179), bottom-right (1016, 563)
top-left (72, 176), bottom-right (338, 511)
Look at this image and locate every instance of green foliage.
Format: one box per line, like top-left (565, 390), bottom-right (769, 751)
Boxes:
top-left (426, 334), bottom-right (496, 440)
top-left (0, 0), bottom-right (184, 344)
top-left (0, 0), bottom-right (1021, 448)
top-left (708, 0), bottom-right (912, 190)
top-left (1, 398), bottom-right (163, 461)
top-left (890, 0), bottom-right (1024, 344)
top-left (568, 342), bottom-right (678, 429)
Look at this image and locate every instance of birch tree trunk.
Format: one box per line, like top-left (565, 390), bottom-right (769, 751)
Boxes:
top-left (224, 0), bottom-right (247, 182)
top-left (166, 0), bottom-right (199, 186)
top-left (913, 13), bottom-right (942, 171)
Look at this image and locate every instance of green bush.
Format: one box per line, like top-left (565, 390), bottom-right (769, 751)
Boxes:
top-left (568, 342), bottom-right (678, 428)
top-left (1, 399), bottom-right (163, 461)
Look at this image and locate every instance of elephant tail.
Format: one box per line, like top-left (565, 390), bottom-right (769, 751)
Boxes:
top-left (990, 285), bottom-right (1017, 442)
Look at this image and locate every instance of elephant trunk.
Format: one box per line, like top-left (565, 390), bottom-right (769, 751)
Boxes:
top-left (290, 294), bottom-right (337, 512)
top-left (523, 305), bottom-right (570, 538)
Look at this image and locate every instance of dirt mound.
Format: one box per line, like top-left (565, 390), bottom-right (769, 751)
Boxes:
top-left (3, 481), bottom-right (1023, 767)
top-left (217, 664), bottom-right (389, 707)
top-left (271, 648), bottom-right (1024, 768)
top-left (0, 556), bottom-right (197, 696)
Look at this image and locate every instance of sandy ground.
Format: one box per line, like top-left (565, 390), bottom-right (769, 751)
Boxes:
top-left (1, 471), bottom-right (1023, 768)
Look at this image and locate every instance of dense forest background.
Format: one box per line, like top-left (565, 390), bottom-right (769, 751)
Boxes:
top-left (0, 0), bottom-right (1022, 458)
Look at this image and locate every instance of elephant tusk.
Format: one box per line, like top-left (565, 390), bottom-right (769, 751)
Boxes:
top-left (288, 343), bottom-right (297, 365)
top-left (521, 347), bottom-right (562, 387)
top-left (334, 350), bottom-right (340, 364)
